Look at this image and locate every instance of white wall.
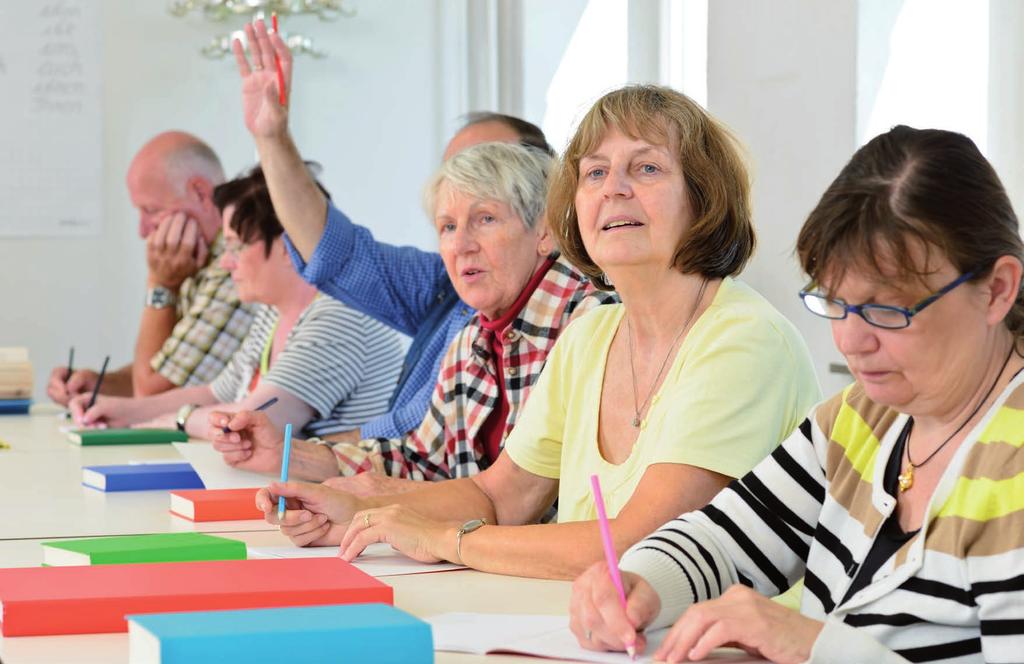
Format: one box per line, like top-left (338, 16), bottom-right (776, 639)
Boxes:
top-left (705, 0), bottom-right (860, 397)
top-left (2, 0), bottom-right (448, 401)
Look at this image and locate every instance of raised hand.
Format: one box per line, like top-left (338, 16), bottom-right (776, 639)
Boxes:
top-left (233, 19), bottom-right (293, 140)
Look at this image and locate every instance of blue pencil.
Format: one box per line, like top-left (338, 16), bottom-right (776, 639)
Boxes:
top-left (277, 423), bottom-right (293, 521)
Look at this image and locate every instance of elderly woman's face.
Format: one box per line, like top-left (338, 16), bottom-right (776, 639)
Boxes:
top-left (434, 182), bottom-right (548, 320)
top-left (826, 250), bottom-right (994, 415)
top-left (574, 127), bottom-right (691, 276)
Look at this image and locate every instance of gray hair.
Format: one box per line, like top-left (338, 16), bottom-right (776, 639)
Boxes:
top-left (164, 140), bottom-right (226, 193)
top-left (424, 142), bottom-right (553, 229)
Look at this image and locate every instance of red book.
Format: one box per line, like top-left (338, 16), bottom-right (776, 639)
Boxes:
top-left (0, 557), bottom-right (392, 636)
top-left (169, 488), bottom-right (263, 521)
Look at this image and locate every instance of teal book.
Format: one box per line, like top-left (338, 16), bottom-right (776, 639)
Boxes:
top-left (127, 603), bottom-right (433, 664)
top-left (41, 532), bottom-right (246, 567)
top-left (67, 428), bottom-right (188, 446)
top-left (67, 430), bottom-right (189, 446)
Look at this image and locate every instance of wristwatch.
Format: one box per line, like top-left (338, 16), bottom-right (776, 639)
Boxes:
top-left (175, 403), bottom-right (201, 432)
top-left (145, 286), bottom-right (178, 309)
top-left (455, 518), bottom-right (487, 565)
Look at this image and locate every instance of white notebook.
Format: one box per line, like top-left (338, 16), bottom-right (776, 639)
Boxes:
top-left (172, 442), bottom-right (277, 489)
top-left (248, 542), bottom-right (465, 577)
top-left (427, 613), bottom-right (768, 663)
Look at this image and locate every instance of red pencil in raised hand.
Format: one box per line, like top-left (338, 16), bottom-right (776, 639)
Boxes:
top-left (271, 13), bottom-right (287, 106)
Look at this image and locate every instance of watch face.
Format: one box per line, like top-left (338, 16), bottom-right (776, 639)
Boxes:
top-left (148, 287), bottom-right (173, 308)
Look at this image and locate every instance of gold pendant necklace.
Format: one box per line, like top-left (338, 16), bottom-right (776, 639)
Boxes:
top-left (897, 464), bottom-right (914, 492)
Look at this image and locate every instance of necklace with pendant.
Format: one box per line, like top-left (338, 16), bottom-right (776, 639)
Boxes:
top-left (897, 342), bottom-right (1015, 492)
top-left (626, 278), bottom-right (708, 428)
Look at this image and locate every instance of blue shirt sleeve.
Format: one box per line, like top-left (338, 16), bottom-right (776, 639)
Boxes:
top-left (284, 203), bottom-right (450, 337)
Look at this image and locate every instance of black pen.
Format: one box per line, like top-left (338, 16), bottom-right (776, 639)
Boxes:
top-left (221, 395), bottom-right (279, 433)
top-left (65, 346), bottom-right (75, 383)
top-left (85, 355), bottom-right (110, 411)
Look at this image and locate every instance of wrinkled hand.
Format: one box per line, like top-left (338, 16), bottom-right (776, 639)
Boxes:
top-left (146, 212), bottom-right (208, 290)
top-left (68, 393), bottom-right (136, 428)
top-left (256, 480), bottom-right (363, 547)
top-left (233, 19), bottom-right (293, 139)
top-left (322, 473), bottom-right (422, 498)
top-left (655, 585), bottom-right (823, 663)
top-left (338, 504), bottom-right (454, 564)
top-left (210, 409), bottom-right (284, 473)
top-left (47, 366), bottom-right (97, 406)
top-left (570, 561), bottom-right (659, 655)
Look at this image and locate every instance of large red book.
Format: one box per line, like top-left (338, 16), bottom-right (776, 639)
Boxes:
top-left (0, 557), bottom-right (392, 636)
top-left (169, 487), bottom-right (263, 521)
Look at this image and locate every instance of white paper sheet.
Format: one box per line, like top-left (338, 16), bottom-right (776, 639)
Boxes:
top-left (172, 442), bottom-right (277, 490)
top-left (427, 613), bottom-right (767, 663)
top-left (248, 542), bottom-right (465, 577)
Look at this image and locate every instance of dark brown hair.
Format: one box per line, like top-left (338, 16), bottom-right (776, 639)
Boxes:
top-left (547, 85), bottom-right (755, 289)
top-left (796, 125), bottom-right (1024, 336)
top-left (212, 164), bottom-right (330, 257)
top-left (462, 112), bottom-right (555, 157)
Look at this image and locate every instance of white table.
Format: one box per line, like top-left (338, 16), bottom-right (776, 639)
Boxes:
top-left (0, 413), bottom-right (576, 663)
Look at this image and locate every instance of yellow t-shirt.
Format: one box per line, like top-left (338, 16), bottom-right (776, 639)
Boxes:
top-left (504, 277), bottom-right (822, 523)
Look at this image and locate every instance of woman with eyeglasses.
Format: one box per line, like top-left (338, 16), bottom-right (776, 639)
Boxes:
top-left (70, 166), bottom-right (406, 440)
top-left (569, 125), bottom-right (1024, 663)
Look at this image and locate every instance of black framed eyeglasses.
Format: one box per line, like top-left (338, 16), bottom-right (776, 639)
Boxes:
top-left (799, 270), bottom-right (977, 330)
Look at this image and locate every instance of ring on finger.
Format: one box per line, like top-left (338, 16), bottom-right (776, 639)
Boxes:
top-left (253, 64), bottom-right (264, 70)
top-left (585, 629), bottom-right (592, 641)
top-left (363, 513), bottom-right (371, 528)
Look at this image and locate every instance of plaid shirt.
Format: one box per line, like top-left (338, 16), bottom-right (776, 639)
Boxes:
top-left (149, 234), bottom-right (255, 386)
top-left (327, 254), bottom-right (618, 480)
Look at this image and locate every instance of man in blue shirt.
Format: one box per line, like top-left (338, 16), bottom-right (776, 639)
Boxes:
top-left (229, 23), bottom-right (553, 449)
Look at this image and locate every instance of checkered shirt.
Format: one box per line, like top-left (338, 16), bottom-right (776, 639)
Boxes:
top-left (327, 254), bottom-right (618, 480)
top-left (149, 234), bottom-right (255, 386)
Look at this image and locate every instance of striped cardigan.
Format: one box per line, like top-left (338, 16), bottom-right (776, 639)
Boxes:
top-left (620, 377), bottom-right (1024, 663)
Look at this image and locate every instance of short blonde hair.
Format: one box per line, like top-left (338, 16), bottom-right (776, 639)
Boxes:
top-left (548, 85), bottom-right (754, 289)
top-left (424, 142), bottom-right (553, 229)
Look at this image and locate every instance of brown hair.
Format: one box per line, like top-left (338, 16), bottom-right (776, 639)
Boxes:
top-left (213, 164), bottom-right (330, 257)
top-left (796, 125), bottom-right (1024, 336)
top-left (547, 85), bottom-right (755, 289)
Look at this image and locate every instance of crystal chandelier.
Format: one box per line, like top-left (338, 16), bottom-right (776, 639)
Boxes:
top-left (167, 1), bottom-right (355, 59)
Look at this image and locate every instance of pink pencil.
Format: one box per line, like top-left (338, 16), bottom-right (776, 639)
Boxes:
top-left (590, 474), bottom-right (637, 659)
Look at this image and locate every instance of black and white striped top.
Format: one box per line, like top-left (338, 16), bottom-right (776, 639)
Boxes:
top-left (210, 295), bottom-right (405, 437)
top-left (619, 379), bottom-right (1024, 663)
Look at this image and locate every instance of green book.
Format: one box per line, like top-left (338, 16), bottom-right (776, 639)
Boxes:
top-left (67, 428), bottom-right (188, 446)
top-left (40, 533), bottom-right (247, 567)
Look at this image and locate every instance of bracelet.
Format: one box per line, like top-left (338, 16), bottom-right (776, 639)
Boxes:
top-left (454, 518), bottom-right (487, 565)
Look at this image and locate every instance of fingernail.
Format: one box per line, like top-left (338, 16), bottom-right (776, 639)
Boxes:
top-left (300, 511), bottom-right (311, 522)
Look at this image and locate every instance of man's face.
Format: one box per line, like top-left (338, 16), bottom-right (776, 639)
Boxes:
top-left (442, 121), bottom-right (522, 161)
top-left (126, 162), bottom-right (200, 240)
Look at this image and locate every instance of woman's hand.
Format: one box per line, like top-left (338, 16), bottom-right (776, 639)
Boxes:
top-left (337, 504), bottom-right (455, 564)
top-left (322, 473), bottom-right (422, 498)
top-left (569, 561), bottom-right (660, 655)
top-left (69, 393), bottom-right (133, 428)
top-left (232, 19), bottom-right (292, 140)
top-left (656, 585), bottom-right (823, 663)
top-left (210, 409), bottom-right (283, 473)
top-left (256, 480), bottom-right (362, 546)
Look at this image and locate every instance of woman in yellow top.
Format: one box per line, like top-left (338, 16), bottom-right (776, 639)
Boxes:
top-left (257, 85), bottom-right (821, 579)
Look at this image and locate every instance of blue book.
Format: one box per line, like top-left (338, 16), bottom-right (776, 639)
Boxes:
top-left (82, 462), bottom-right (205, 492)
top-left (0, 399), bottom-right (31, 415)
top-left (127, 603), bottom-right (433, 664)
